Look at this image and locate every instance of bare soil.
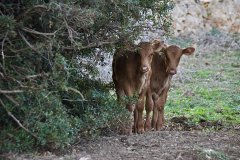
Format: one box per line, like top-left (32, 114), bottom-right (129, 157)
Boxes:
top-left (77, 130), bottom-right (240, 160)
top-left (2, 126), bottom-right (240, 160)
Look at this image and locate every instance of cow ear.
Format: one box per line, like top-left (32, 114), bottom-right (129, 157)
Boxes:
top-left (182, 47), bottom-right (195, 55)
top-left (161, 44), bottom-right (168, 53)
top-left (152, 40), bottom-right (165, 52)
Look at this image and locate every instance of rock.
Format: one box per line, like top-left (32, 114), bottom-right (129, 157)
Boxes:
top-left (172, 0), bottom-right (240, 37)
top-left (79, 155), bottom-right (92, 160)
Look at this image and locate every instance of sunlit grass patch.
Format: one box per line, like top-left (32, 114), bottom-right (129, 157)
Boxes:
top-left (195, 70), bottom-right (214, 79)
top-left (165, 50), bottom-right (240, 127)
top-left (197, 148), bottom-right (230, 160)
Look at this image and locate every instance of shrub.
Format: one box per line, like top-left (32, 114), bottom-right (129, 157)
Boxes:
top-left (0, 0), bottom-right (173, 152)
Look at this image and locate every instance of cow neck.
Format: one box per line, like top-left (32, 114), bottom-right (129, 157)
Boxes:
top-left (136, 52), bottom-right (150, 94)
top-left (155, 53), bottom-right (172, 96)
top-left (137, 70), bottom-right (149, 94)
top-left (161, 52), bottom-right (173, 82)
top-left (156, 53), bottom-right (171, 79)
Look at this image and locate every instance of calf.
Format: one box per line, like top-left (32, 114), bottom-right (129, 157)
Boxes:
top-left (145, 43), bottom-right (195, 131)
top-left (112, 40), bottom-right (164, 134)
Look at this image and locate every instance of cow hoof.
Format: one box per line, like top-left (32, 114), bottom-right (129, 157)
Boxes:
top-left (121, 128), bottom-right (133, 135)
top-left (144, 123), bottom-right (151, 132)
top-left (155, 126), bottom-right (164, 131)
top-left (152, 127), bottom-right (160, 131)
top-left (144, 128), bottom-right (148, 132)
top-left (144, 127), bottom-right (150, 132)
top-left (144, 126), bottom-right (152, 132)
top-left (137, 128), bottom-right (145, 134)
top-left (156, 125), bottom-right (164, 131)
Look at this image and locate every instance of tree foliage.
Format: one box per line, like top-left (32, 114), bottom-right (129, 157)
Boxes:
top-left (0, 0), bottom-right (173, 152)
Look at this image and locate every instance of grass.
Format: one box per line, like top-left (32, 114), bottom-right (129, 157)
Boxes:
top-left (165, 50), bottom-right (240, 127)
top-left (198, 148), bottom-right (230, 160)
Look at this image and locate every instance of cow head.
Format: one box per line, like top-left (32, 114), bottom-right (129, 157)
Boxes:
top-left (138, 40), bottom-right (164, 73)
top-left (162, 45), bottom-right (195, 75)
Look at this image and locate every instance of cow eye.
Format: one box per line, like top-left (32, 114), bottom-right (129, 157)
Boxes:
top-left (148, 54), bottom-right (153, 59)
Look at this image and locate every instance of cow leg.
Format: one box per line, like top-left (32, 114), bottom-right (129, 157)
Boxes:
top-left (136, 96), bottom-right (145, 134)
top-left (116, 87), bottom-right (132, 135)
top-left (151, 95), bottom-right (165, 131)
top-left (156, 104), bottom-right (164, 130)
top-left (156, 89), bottom-right (168, 130)
top-left (115, 83), bottom-right (134, 135)
top-left (124, 103), bottom-right (135, 134)
top-left (124, 87), bottom-right (135, 135)
top-left (114, 80), bottom-right (124, 100)
top-left (152, 99), bottom-right (159, 131)
top-left (145, 90), bottom-right (153, 132)
top-left (133, 107), bottom-right (138, 133)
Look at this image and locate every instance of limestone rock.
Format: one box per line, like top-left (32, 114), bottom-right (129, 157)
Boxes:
top-left (172, 0), bottom-right (240, 36)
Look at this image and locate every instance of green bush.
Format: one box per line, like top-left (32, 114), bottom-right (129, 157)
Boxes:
top-left (0, 0), bottom-right (173, 152)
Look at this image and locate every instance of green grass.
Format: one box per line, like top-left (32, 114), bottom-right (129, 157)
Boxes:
top-left (165, 50), bottom-right (240, 127)
top-left (198, 148), bottom-right (230, 160)
top-left (195, 70), bottom-right (213, 79)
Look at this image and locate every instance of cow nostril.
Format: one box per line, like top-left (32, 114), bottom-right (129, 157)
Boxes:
top-left (141, 66), bottom-right (149, 73)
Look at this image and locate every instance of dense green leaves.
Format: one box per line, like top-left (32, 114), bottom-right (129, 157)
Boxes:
top-left (0, 0), bottom-right (173, 152)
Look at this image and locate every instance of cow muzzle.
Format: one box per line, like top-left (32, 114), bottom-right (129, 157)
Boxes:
top-left (168, 69), bottom-right (177, 75)
top-left (141, 66), bottom-right (149, 73)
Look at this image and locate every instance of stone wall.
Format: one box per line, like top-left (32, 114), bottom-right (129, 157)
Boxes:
top-left (172, 0), bottom-right (240, 37)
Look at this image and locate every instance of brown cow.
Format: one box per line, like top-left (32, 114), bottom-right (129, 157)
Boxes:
top-left (112, 40), bottom-right (164, 134)
top-left (145, 43), bottom-right (195, 131)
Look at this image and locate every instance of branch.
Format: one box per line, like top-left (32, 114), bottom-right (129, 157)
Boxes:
top-left (0, 89), bottom-right (23, 94)
top-left (8, 47), bottom-right (29, 54)
top-left (0, 99), bottom-right (38, 139)
top-left (19, 85), bottom-right (38, 90)
top-left (4, 95), bottom-right (20, 106)
top-left (1, 31), bottom-right (8, 73)
top-left (63, 18), bottom-right (78, 44)
top-left (62, 99), bottom-right (88, 102)
top-left (21, 27), bottom-right (56, 36)
top-left (63, 41), bottom-right (116, 51)
top-left (16, 5), bottom-right (48, 21)
top-left (18, 31), bottom-right (38, 52)
top-left (0, 71), bottom-right (4, 78)
top-left (24, 73), bottom-right (49, 79)
top-left (65, 87), bottom-right (85, 100)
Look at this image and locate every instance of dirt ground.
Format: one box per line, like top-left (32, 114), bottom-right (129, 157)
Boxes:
top-left (2, 126), bottom-right (240, 160)
top-left (76, 130), bottom-right (240, 160)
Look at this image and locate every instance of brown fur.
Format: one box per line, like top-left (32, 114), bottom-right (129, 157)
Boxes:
top-left (145, 44), bottom-right (195, 131)
top-left (112, 40), bottom-right (164, 134)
